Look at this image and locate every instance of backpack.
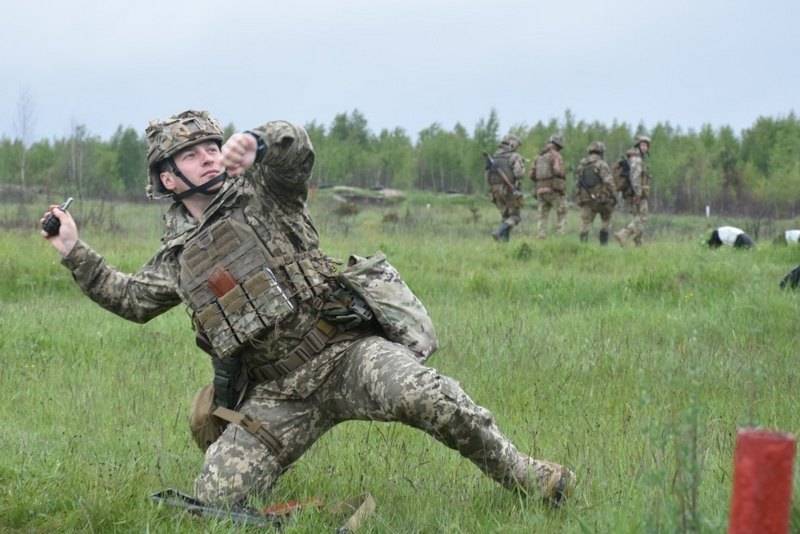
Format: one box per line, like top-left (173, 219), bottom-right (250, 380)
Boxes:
top-left (612, 156), bottom-right (631, 192)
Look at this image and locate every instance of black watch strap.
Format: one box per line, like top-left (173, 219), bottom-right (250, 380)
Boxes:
top-left (245, 131), bottom-right (268, 164)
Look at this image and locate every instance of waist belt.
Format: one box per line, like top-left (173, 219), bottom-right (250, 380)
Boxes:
top-left (248, 319), bottom-right (338, 383)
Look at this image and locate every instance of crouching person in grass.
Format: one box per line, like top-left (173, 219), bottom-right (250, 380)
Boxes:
top-left (707, 226), bottom-right (754, 249)
top-left (40, 110), bottom-right (574, 514)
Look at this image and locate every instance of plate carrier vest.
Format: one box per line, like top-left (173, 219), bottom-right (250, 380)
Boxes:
top-left (178, 207), bottom-right (332, 358)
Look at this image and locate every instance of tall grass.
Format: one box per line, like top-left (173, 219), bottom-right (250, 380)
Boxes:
top-left (2, 193), bottom-right (799, 532)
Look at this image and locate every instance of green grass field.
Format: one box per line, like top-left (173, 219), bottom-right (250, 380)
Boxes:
top-left (2, 193), bottom-right (800, 532)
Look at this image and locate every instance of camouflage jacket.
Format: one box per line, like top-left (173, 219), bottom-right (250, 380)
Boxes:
top-left (486, 148), bottom-right (525, 190)
top-left (575, 154), bottom-right (615, 204)
top-left (61, 121), bottom-right (359, 399)
top-left (628, 148), bottom-right (651, 198)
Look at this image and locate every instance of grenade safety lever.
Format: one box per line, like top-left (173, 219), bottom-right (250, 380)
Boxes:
top-left (42, 197), bottom-right (74, 236)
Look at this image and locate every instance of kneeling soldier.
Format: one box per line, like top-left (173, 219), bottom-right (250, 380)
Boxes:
top-left (41, 110), bottom-right (574, 513)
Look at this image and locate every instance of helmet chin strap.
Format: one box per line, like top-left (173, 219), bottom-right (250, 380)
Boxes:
top-left (169, 158), bottom-right (226, 201)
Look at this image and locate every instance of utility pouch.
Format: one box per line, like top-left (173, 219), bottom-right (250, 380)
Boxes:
top-left (189, 384), bottom-right (228, 452)
top-left (337, 252), bottom-right (438, 361)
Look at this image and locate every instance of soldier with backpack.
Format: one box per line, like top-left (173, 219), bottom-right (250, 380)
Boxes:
top-left (614, 135), bottom-right (652, 247)
top-left (575, 141), bottom-right (616, 244)
top-left (531, 134), bottom-right (567, 239)
top-left (486, 134), bottom-right (526, 242)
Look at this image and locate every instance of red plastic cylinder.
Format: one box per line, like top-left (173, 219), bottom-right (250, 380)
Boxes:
top-left (728, 428), bottom-right (796, 534)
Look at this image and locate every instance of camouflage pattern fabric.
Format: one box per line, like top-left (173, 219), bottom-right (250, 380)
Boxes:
top-left (487, 148), bottom-right (525, 227)
top-left (614, 198), bottom-right (649, 246)
top-left (60, 118), bottom-right (574, 507)
top-left (536, 190), bottom-right (567, 239)
top-left (614, 147), bottom-right (651, 246)
top-left (575, 154), bottom-right (615, 236)
top-left (195, 335), bottom-right (572, 506)
top-left (338, 253), bottom-right (437, 360)
top-left (531, 145), bottom-right (566, 193)
top-left (627, 149), bottom-right (651, 199)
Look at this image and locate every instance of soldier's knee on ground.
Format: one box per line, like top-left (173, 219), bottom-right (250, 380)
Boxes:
top-left (194, 426), bottom-right (283, 506)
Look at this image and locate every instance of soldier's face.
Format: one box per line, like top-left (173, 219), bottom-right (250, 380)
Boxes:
top-left (639, 142), bottom-right (650, 154)
top-left (162, 141), bottom-right (225, 193)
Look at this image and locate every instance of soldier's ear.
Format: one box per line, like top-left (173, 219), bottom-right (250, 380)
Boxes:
top-left (160, 171), bottom-right (177, 192)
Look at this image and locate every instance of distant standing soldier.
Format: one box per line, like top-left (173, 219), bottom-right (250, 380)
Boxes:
top-left (575, 141), bottom-right (616, 245)
top-left (531, 135), bottom-right (567, 239)
top-left (614, 135), bottom-right (652, 246)
top-left (486, 134), bottom-right (525, 242)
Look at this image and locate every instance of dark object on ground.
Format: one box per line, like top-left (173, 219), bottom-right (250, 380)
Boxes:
top-left (707, 226), bottom-right (754, 249)
top-left (780, 265), bottom-right (800, 290)
top-left (150, 489), bottom-right (283, 528)
top-left (492, 222), bottom-right (511, 242)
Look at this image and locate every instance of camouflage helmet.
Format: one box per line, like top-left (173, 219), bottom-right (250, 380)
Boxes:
top-left (548, 134), bottom-right (564, 149)
top-left (500, 133), bottom-right (522, 151)
top-left (634, 135), bottom-right (652, 147)
top-left (145, 110), bottom-right (224, 198)
top-left (587, 141), bottom-right (606, 155)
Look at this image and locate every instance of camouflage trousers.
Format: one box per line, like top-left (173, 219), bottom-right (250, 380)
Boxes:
top-left (195, 335), bottom-right (531, 505)
top-left (491, 185), bottom-right (522, 227)
top-left (615, 197), bottom-right (649, 245)
top-left (578, 202), bottom-right (614, 235)
top-left (536, 190), bottom-right (567, 238)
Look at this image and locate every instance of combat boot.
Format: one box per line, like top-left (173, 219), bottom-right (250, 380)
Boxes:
top-left (514, 455), bottom-right (575, 507)
top-left (579, 232), bottom-right (589, 243)
top-left (492, 223), bottom-right (511, 242)
top-left (501, 224), bottom-right (512, 242)
top-left (599, 229), bottom-right (609, 245)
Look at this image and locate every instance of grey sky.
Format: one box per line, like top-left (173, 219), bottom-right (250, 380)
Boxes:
top-left (2, 0), bottom-right (798, 142)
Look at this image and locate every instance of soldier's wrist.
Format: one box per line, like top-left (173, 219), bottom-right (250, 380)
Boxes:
top-left (244, 131), bottom-right (268, 164)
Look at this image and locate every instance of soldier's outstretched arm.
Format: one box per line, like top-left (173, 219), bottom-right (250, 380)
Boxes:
top-left (223, 121), bottom-right (315, 195)
top-left (41, 206), bottom-right (181, 323)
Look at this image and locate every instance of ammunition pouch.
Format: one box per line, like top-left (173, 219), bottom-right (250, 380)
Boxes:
top-left (247, 319), bottom-right (340, 383)
top-left (181, 212), bottom-right (333, 359)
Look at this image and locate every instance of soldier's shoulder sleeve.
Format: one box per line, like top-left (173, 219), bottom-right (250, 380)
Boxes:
top-left (245, 121), bottom-right (315, 200)
top-left (61, 240), bottom-right (182, 324)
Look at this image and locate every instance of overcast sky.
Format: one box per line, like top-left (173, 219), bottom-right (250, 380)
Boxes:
top-left (2, 0), bottom-right (798, 142)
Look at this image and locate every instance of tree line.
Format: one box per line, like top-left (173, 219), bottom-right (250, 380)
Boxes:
top-left (2, 109), bottom-right (799, 216)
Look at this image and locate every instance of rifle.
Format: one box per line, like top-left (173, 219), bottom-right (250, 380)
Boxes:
top-left (150, 489), bottom-right (283, 528)
top-left (151, 489), bottom-right (376, 532)
top-left (482, 152), bottom-right (521, 196)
